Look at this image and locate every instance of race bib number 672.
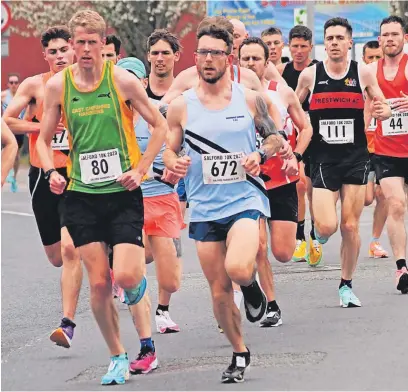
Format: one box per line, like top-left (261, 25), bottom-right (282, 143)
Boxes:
top-left (202, 152), bottom-right (246, 185)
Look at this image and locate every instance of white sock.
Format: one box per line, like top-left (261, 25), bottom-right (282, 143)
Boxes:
top-left (233, 289), bottom-right (243, 310)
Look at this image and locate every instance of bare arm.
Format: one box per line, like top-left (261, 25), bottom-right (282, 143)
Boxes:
top-left (3, 77), bottom-right (41, 134)
top-left (36, 75), bottom-right (63, 172)
top-left (1, 119), bottom-right (18, 186)
top-left (162, 67), bottom-right (197, 104)
top-left (115, 67), bottom-right (169, 176)
top-left (295, 66), bottom-right (314, 104)
top-left (240, 67), bottom-right (264, 91)
top-left (264, 62), bottom-right (287, 85)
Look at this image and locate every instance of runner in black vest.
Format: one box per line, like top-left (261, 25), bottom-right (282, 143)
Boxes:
top-left (278, 25), bottom-right (319, 264)
top-left (296, 17), bottom-right (391, 308)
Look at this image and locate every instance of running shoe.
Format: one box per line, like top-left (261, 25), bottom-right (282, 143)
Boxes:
top-left (368, 241), bottom-right (388, 259)
top-left (221, 350), bottom-right (251, 383)
top-left (49, 317), bottom-right (76, 348)
top-left (307, 238), bottom-right (323, 266)
top-left (101, 353), bottom-right (129, 385)
top-left (10, 177), bottom-right (18, 193)
top-left (6, 169), bottom-right (14, 183)
top-left (292, 239), bottom-right (307, 262)
top-left (122, 276), bottom-right (147, 306)
top-left (155, 309), bottom-right (180, 334)
top-left (314, 227), bottom-right (329, 245)
top-left (396, 267), bottom-right (408, 294)
top-left (241, 281), bottom-right (266, 323)
top-left (130, 345), bottom-right (158, 374)
top-left (218, 324), bottom-right (224, 333)
top-left (260, 309), bottom-right (282, 327)
top-left (339, 285), bottom-right (361, 308)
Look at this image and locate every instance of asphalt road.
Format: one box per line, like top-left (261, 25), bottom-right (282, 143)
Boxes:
top-left (1, 169), bottom-right (407, 391)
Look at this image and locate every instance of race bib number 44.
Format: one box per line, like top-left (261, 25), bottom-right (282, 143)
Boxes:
top-left (202, 152), bottom-right (246, 184)
top-left (51, 129), bottom-right (69, 150)
top-left (319, 119), bottom-right (354, 144)
top-left (79, 148), bottom-right (122, 184)
top-left (382, 111), bottom-right (408, 136)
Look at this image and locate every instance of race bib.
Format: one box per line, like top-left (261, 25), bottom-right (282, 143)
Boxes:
top-left (319, 119), bottom-right (354, 144)
top-left (367, 118), bottom-right (377, 132)
top-left (382, 111), bottom-right (408, 136)
top-left (79, 148), bottom-right (122, 184)
top-left (51, 129), bottom-right (69, 150)
top-left (202, 152), bottom-right (246, 184)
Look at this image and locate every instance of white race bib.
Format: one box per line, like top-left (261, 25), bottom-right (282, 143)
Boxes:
top-left (202, 152), bottom-right (246, 184)
top-left (319, 119), bottom-right (354, 144)
top-left (382, 111), bottom-right (408, 136)
top-left (79, 148), bottom-right (122, 184)
top-left (367, 118), bottom-right (377, 132)
top-left (51, 129), bottom-right (69, 150)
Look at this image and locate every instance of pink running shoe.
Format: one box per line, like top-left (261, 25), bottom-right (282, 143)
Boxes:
top-left (110, 269), bottom-right (125, 302)
top-left (369, 241), bottom-right (389, 259)
top-left (130, 346), bottom-right (158, 374)
top-left (396, 267), bottom-right (408, 294)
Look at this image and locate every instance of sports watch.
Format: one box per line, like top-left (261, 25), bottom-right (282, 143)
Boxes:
top-left (256, 148), bottom-right (267, 165)
top-left (293, 152), bottom-right (303, 162)
top-left (44, 168), bottom-right (57, 181)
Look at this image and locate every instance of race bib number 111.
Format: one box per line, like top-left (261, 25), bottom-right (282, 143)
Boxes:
top-left (202, 152), bottom-right (246, 184)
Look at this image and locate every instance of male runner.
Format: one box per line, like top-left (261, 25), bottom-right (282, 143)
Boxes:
top-left (229, 19), bottom-right (248, 65)
top-left (362, 40), bottom-right (388, 259)
top-left (239, 37), bottom-right (312, 327)
top-left (368, 16), bottom-right (408, 293)
top-left (2, 73), bottom-right (26, 192)
top-left (164, 24), bottom-right (285, 383)
top-left (102, 34), bottom-right (121, 63)
top-left (3, 26), bottom-right (82, 348)
top-left (277, 25), bottom-right (320, 264)
top-left (1, 119), bottom-right (18, 187)
top-left (261, 27), bottom-right (285, 66)
top-left (36, 10), bottom-right (168, 385)
top-left (296, 17), bottom-right (391, 307)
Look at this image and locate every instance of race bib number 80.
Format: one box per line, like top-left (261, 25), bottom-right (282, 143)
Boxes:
top-left (79, 148), bottom-right (122, 184)
top-left (319, 119), bottom-right (354, 144)
top-left (202, 152), bottom-right (246, 185)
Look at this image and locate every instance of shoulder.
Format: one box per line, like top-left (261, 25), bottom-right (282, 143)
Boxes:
top-left (168, 95), bottom-right (186, 115)
top-left (174, 66), bottom-right (198, 88)
top-left (112, 64), bottom-right (138, 87)
top-left (21, 74), bottom-right (45, 93)
top-left (276, 62), bottom-right (287, 75)
top-left (45, 71), bottom-right (65, 94)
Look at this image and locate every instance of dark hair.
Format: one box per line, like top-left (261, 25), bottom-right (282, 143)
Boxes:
top-left (363, 40), bottom-right (380, 56)
top-left (41, 25), bottom-right (71, 48)
top-left (8, 73), bottom-right (20, 82)
top-left (198, 16), bottom-right (234, 35)
top-left (239, 37), bottom-right (269, 61)
top-left (289, 25), bottom-right (312, 43)
top-left (380, 15), bottom-right (406, 33)
top-left (196, 25), bottom-right (233, 53)
top-left (261, 27), bottom-right (283, 38)
top-left (147, 29), bottom-right (181, 53)
top-left (324, 17), bottom-right (352, 36)
top-left (106, 34), bottom-right (121, 55)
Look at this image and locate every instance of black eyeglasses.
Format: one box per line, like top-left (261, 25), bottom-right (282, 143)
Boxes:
top-left (196, 49), bottom-right (230, 58)
top-left (9, 81), bottom-right (19, 85)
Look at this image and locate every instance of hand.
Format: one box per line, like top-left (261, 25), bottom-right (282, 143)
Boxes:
top-left (278, 139), bottom-right (293, 160)
top-left (117, 169), bottom-right (143, 191)
top-left (170, 155), bottom-right (191, 177)
top-left (371, 96), bottom-right (391, 120)
top-left (241, 152), bottom-right (261, 176)
top-left (161, 168), bottom-right (180, 185)
top-left (390, 91), bottom-right (408, 113)
top-left (281, 156), bottom-right (299, 176)
top-left (49, 171), bottom-right (66, 195)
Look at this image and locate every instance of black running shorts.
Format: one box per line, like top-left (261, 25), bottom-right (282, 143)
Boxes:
top-left (373, 154), bottom-right (408, 184)
top-left (267, 182), bottom-right (298, 222)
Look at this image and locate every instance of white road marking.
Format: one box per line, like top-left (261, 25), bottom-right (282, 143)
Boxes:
top-left (1, 210), bottom-right (34, 217)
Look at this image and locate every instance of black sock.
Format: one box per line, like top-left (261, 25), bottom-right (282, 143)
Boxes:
top-left (156, 304), bottom-right (169, 315)
top-left (296, 220), bottom-right (306, 241)
top-left (339, 279), bottom-right (352, 289)
top-left (267, 300), bottom-right (279, 312)
top-left (240, 281), bottom-right (262, 307)
top-left (310, 220), bottom-right (316, 240)
top-left (396, 259), bottom-right (407, 270)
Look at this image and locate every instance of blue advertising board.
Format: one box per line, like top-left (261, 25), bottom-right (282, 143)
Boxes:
top-left (207, 1), bottom-right (390, 44)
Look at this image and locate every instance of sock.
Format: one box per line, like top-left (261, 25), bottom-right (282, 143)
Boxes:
top-left (371, 237), bottom-right (379, 243)
top-left (396, 259), bottom-right (407, 270)
top-left (233, 289), bottom-right (243, 309)
top-left (310, 220), bottom-right (316, 240)
top-left (339, 279), bottom-right (352, 289)
top-left (156, 304), bottom-right (169, 315)
top-left (296, 220), bottom-right (306, 241)
top-left (267, 300), bottom-right (279, 312)
top-left (140, 337), bottom-right (154, 351)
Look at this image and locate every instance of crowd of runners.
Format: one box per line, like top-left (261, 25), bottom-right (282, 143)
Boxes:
top-left (1, 9), bottom-right (407, 386)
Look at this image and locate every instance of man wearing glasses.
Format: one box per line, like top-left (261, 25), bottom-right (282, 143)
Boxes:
top-left (1, 73), bottom-right (26, 192)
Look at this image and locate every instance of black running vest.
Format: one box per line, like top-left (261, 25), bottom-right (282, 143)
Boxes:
top-left (146, 78), bottom-right (165, 100)
top-left (308, 60), bottom-right (368, 163)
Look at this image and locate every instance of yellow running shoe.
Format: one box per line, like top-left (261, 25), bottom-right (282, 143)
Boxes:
top-left (307, 238), bottom-right (323, 266)
top-left (292, 239), bottom-right (307, 262)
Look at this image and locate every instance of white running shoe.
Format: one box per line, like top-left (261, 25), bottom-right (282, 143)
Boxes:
top-left (155, 309), bottom-right (180, 334)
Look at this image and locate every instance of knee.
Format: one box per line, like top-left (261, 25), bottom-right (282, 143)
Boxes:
top-left (225, 261), bottom-right (253, 286)
top-left (340, 221), bottom-right (359, 236)
top-left (211, 286), bottom-right (232, 306)
top-left (297, 179), bottom-right (307, 196)
top-left (272, 247), bottom-right (293, 263)
top-left (375, 186), bottom-right (385, 202)
top-left (160, 275), bottom-right (181, 294)
top-left (316, 222), bottom-right (337, 238)
top-left (61, 241), bottom-right (78, 264)
top-left (387, 196), bottom-right (406, 218)
top-left (46, 250), bottom-right (63, 268)
top-left (91, 278), bottom-right (111, 298)
top-left (364, 195), bottom-right (374, 206)
top-left (115, 267), bottom-right (144, 290)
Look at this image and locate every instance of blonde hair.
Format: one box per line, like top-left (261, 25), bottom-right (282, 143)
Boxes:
top-left (68, 10), bottom-right (106, 38)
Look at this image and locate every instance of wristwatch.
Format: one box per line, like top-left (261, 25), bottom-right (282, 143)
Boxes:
top-left (256, 148), bottom-right (267, 165)
top-left (278, 130), bottom-right (288, 141)
top-left (44, 168), bottom-right (56, 181)
top-left (293, 152), bottom-right (303, 162)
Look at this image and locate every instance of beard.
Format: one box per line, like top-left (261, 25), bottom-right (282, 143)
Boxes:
top-left (198, 66), bottom-right (226, 84)
top-left (384, 44), bottom-right (404, 58)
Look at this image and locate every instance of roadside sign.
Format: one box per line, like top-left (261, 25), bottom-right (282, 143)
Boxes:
top-left (1, 2), bottom-right (12, 33)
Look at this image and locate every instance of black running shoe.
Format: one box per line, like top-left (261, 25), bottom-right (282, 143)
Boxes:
top-left (241, 281), bottom-right (267, 323)
top-left (221, 350), bottom-right (251, 383)
top-left (260, 309), bottom-right (282, 328)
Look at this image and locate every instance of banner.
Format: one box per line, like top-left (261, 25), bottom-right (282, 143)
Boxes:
top-left (207, 1), bottom-right (390, 44)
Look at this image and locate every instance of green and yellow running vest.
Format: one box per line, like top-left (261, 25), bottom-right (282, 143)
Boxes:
top-left (62, 61), bottom-right (142, 194)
